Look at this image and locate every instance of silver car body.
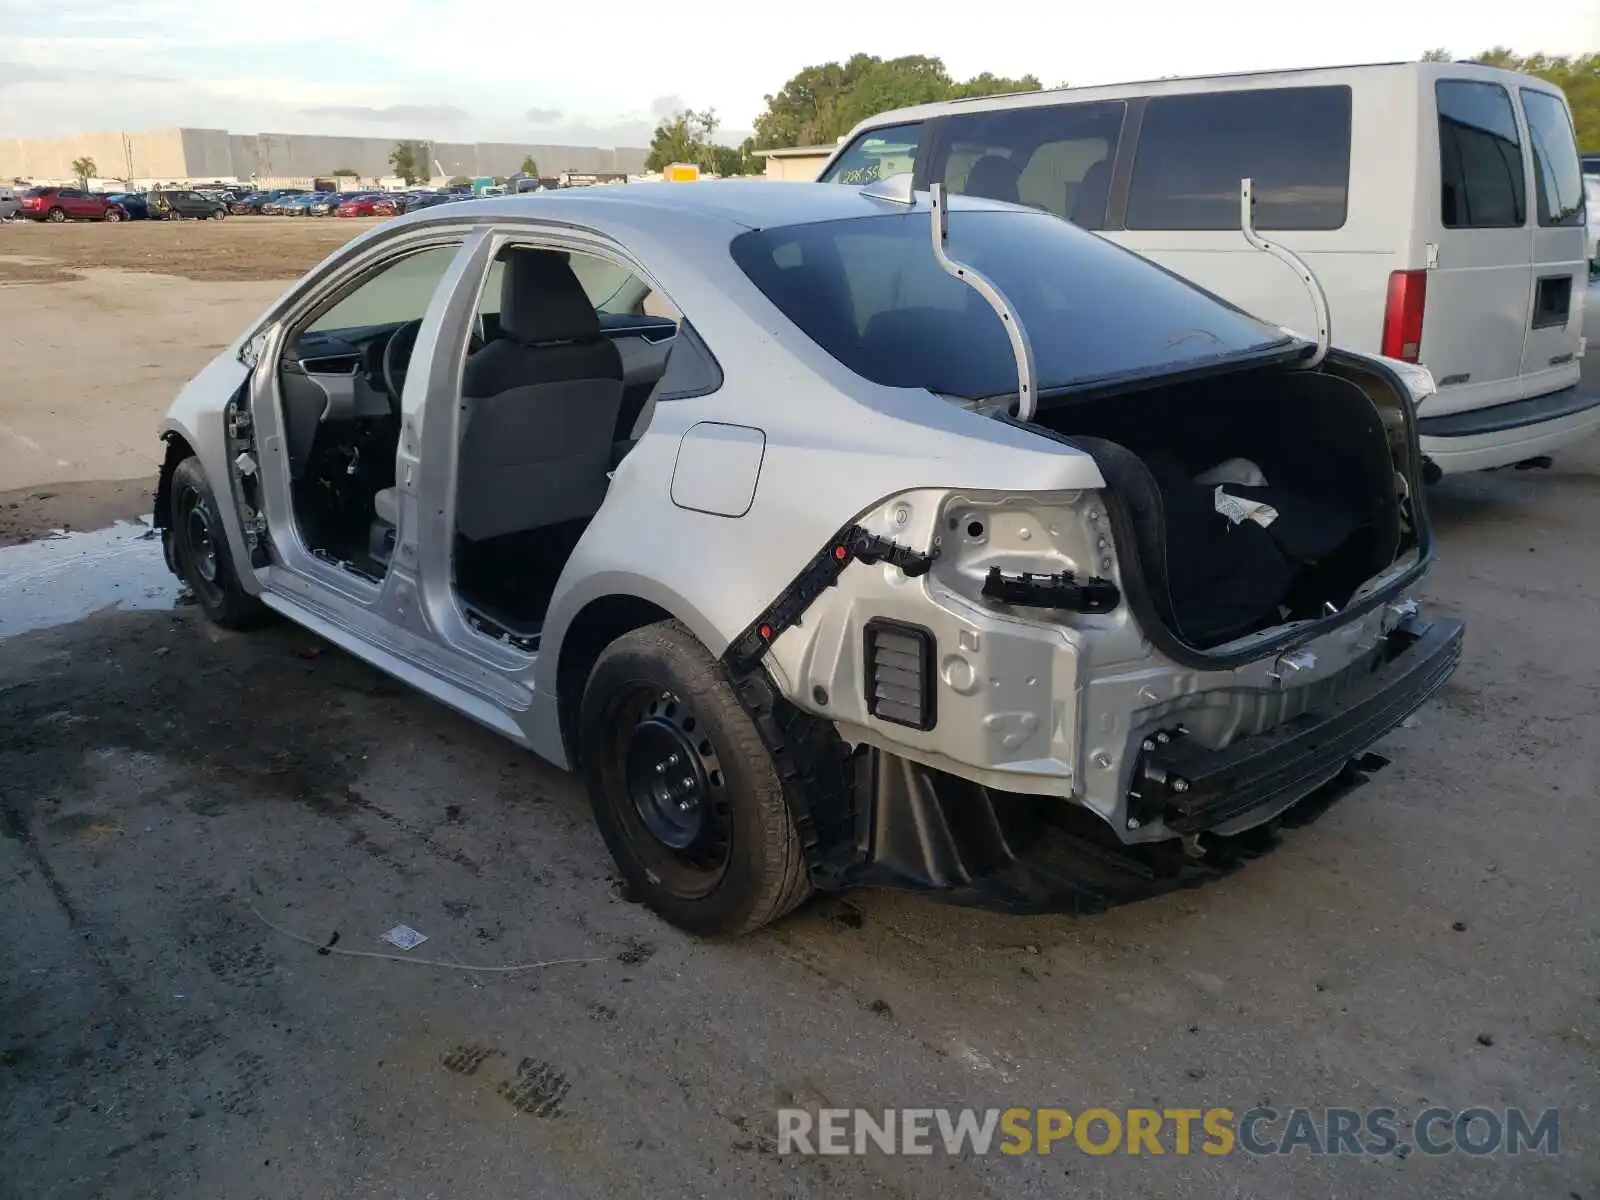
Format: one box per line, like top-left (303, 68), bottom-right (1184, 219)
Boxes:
top-left (160, 182), bottom-right (1451, 852)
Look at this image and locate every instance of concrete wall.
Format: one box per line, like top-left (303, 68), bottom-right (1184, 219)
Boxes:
top-left (1, 128), bottom-right (189, 181)
top-left (2, 127), bottom-right (648, 184)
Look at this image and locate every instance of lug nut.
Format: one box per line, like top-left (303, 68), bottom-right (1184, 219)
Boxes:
top-left (655, 763), bottom-right (667, 775)
top-left (1126, 817), bottom-right (1141, 830)
top-left (1156, 731), bottom-right (1171, 744)
top-left (1141, 738), bottom-right (1156, 752)
top-left (1172, 778), bottom-right (1190, 794)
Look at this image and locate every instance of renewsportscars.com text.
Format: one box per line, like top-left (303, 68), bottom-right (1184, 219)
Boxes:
top-left (777, 1106), bottom-right (1560, 1158)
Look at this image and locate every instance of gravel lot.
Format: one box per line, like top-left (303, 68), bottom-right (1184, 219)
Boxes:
top-left (0, 222), bottom-right (1596, 1198)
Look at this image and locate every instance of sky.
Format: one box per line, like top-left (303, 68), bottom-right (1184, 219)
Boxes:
top-left (1, 0), bottom-right (1595, 148)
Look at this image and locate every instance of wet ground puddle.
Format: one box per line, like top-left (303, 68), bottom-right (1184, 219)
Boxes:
top-left (0, 519), bottom-right (184, 638)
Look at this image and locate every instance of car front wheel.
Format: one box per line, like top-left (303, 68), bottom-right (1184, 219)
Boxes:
top-left (104, 208), bottom-right (122, 222)
top-left (46, 207), bottom-right (65, 222)
top-left (579, 620), bottom-right (811, 936)
top-left (212, 208), bottom-right (226, 220)
top-left (168, 457), bottom-right (267, 630)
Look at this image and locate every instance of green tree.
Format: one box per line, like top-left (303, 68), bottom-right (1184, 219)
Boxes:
top-left (331, 166), bottom-right (358, 178)
top-left (1420, 48), bottom-right (1453, 62)
top-left (1424, 49), bottom-right (1599, 149)
top-left (643, 108), bottom-right (759, 175)
top-left (520, 156), bottom-right (539, 176)
top-left (752, 55), bottom-right (1043, 149)
top-left (388, 141), bottom-right (429, 185)
top-left (70, 156), bottom-right (96, 187)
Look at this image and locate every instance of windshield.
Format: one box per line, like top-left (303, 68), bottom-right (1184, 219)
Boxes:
top-left (729, 209), bottom-right (1292, 399)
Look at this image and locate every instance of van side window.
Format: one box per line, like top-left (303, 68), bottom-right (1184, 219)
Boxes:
top-left (1520, 89), bottom-right (1585, 228)
top-left (1126, 87), bottom-right (1351, 231)
top-left (936, 101), bottom-right (1126, 229)
top-left (1436, 81), bottom-right (1525, 228)
top-left (818, 123), bottom-right (925, 185)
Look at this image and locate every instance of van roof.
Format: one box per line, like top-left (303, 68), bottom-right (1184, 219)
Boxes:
top-left (841, 60), bottom-right (1571, 135)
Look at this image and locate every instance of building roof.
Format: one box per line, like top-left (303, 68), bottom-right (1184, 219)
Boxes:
top-left (755, 145), bottom-right (838, 158)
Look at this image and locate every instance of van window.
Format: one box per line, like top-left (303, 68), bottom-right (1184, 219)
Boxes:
top-left (1126, 87), bottom-right (1351, 231)
top-left (1437, 80), bottom-right (1525, 228)
top-left (1520, 89), bottom-right (1585, 228)
top-left (935, 101), bottom-right (1125, 228)
top-left (819, 123), bottom-right (925, 185)
top-left (730, 210), bottom-right (1288, 401)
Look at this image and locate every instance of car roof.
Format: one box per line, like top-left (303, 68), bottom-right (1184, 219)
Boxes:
top-left (394, 179), bottom-right (1021, 235)
top-left (838, 59), bottom-right (1572, 137)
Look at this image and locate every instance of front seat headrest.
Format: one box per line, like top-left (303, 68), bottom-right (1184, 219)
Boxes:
top-left (498, 248), bottom-right (601, 344)
top-left (963, 155), bottom-right (1021, 206)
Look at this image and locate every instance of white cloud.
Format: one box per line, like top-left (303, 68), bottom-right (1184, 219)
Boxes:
top-left (2, 0), bottom-right (1593, 142)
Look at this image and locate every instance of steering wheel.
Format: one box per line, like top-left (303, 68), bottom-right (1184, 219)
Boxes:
top-left (381, 318), bottom-right (489, 413)
top-left (382, 319), bottom-right (424, 411)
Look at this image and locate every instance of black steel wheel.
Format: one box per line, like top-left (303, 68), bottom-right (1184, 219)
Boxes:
top-left (168, 456), bottom-right (266, 630)
top-left (579, 620), bottom-right (810, 936)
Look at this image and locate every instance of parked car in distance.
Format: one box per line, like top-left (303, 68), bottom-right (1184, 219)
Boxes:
top-left (335, 193), bottom-right (400, 218)
top-left (154, 182), bottom-right (1462, 937)
top-left (236, 189), bottom-right (307, 215)
top-left (0, 186), bottom-right (19, 221)
top-left (18, 187), bottom-right (127, 222)
top-left (104, 192), bottom-right (151, 220)
top-left (826, 60), bottom-right (1596, 476)
top-left (398, 191), bottom-right (462, 213)
top-left (276, 194), bottom-right (322, 217)
top-left (147, 189), bottom-right (227, 220)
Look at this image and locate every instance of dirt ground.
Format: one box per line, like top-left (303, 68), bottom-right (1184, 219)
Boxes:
top-left (0, 228), bottom-right (1597, 1198)
top-left (0, 218), bottom-right (375, 540)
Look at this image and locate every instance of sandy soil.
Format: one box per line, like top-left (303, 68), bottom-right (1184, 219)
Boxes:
top-left (0, 218), bottom-right (376, 534)
top-left (0, 216), bottom-right (373, 283)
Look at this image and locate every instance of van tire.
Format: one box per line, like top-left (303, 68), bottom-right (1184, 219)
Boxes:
top-left (46, 207), bottom-right (65, 222)
top-left (169, 456), bottom-right (267, 631)
top-left (578, 620), bottom-right (811, 936)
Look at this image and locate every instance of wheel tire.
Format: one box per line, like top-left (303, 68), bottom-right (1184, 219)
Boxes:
top-left (213, 209), bottom-right (226, 220)
top-left (579, 620), bottom-right (811, 936)
top-left (104, 208), bottom-right (122, 223)
top-left (169, 456), bottom-right (267, 631)
top-left (46, 207), bottom-right (65, 223)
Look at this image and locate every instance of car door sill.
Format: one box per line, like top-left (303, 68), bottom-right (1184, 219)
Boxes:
top-left (257, 589), bottom-right (533, 745)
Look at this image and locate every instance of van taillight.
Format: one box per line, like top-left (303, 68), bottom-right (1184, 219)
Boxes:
top-left (1382, 269), bottom-right (1428, 362)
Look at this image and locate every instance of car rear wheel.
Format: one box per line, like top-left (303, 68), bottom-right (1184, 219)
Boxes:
top-left (168, 457), bottom-right (267, 631)
top-left (46, 207), bottom-right (65, 222)
top-left (579, 620), bottom-right (811, 936)
top-left (104, 208), bottom-right (122, 223)
top-left (212, 209), bottom-right (226, 220)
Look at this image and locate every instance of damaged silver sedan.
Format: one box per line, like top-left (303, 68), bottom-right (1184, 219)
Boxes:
top-left (154, 178), bottom-right (1462, 935)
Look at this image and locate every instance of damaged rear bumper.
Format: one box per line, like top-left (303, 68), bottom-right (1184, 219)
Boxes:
top-left (829, 614), bottom-right (1463, 912)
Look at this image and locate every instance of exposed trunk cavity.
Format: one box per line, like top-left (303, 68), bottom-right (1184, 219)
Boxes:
top-left (1026, 360), bottom-right (1420, 653)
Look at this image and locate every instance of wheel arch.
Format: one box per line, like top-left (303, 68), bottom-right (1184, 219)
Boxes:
top-left (153, 427), bottom-right (198, 533)
top-left (552, 593), bottom-right (679, 765)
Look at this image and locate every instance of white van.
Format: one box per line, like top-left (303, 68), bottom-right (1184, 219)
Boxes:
top-left (819, 61), bottom-right (1595, 476)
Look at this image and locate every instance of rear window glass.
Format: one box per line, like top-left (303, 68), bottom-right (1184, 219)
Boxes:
top-left (1521, 89), bottom-right (1585, 228)
top-left (818, 123), bottom-right (925, 185)
top-left (1126, 86), bottom-right (1352, 230)
top-left (22, 188), bottom-right (46, 198)
top-left (730, 210), bottom-right (1289, 401)
top-left (1437, 80), bottom-right (1526, 228)
top-left (934, 101), bottom-right (1125, 229)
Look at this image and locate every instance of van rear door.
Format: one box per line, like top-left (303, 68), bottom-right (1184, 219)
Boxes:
top-left (1516, 86), bottom-right (1587, 382)
top-left (1421, 78), bottom-right (1533, 413)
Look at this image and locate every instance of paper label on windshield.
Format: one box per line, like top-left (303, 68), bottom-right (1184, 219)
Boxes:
top-left (1214, 486), bottom-right (1279, 529)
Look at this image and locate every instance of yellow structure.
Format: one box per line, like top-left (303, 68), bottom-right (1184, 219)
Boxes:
top-left (663, 162), bottom-right (701, 182)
